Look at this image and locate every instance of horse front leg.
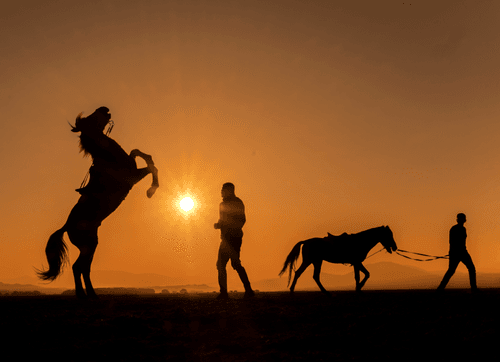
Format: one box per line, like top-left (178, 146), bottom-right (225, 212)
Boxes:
top-left (358, 263), bottom-right (370, 290)
top-left (130, 149), bottom-right (159, 198)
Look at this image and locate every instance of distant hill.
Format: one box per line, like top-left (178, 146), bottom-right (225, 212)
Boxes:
top-left (2, 262), bottom-right (499, 294)
top-left (2, 270), bottom-right (211, 290)
top-left (253, 261), bottom-right (500, 291)
top-left (149, 284), bottom-right (217, 293)
top-left (61, 287), bottom-right (156, 296)
top-left (0, 281), bottom-right (66, 295)
top-left (90, 270), bottom-right (192, 288)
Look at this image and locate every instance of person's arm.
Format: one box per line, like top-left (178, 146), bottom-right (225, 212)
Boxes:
top-left (214, 203), bottom-right (223, 229)
top-left (449, 226), bottom-right (458, 252)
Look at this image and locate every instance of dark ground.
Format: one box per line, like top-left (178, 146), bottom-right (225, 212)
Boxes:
top-left (1, 289), bottom-right (498, 361)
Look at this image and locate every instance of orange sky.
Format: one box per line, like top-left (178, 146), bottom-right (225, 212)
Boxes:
top-left (2, 0), bottom-right (500, 288)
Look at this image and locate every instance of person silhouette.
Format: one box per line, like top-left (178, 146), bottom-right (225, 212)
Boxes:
top-left (214, 182), bottom-right (254, 299)
top-left (437, 213), bottom-right (478, 292)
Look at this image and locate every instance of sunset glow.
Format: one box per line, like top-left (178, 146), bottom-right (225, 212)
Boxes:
top-left (2, 0), bottom-right (500, 290)
top-left (168, 183), bottom-right (205, 224)
top-left (180, 197), bottom-right (194, 212)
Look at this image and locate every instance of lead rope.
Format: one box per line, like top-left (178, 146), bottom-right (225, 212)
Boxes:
top-left (366, 247), bottom-right (386, 259)
top-left (395, 249), bottom-right (449, 261)
top-left (366, 247), bottom-right (449, 262)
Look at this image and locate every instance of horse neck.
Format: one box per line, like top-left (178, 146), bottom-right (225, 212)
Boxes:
top-left (358, 227), bottom-right (385, 251)
top-left (79, 132), bottom-right (107, 159)
top-left (80, 133), bottom-right (134, 168)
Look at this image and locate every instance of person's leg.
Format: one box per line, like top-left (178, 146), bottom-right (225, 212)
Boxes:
top-left (216, 241), bottom-right (230, 297)
top-left (437, 257), bottom-right (460, 291)
top-left (229, 240), bottom-right (254, 296)
top-left (461, 251), bottom-right (477, 291)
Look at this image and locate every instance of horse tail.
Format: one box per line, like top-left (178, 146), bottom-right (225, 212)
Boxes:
top-left (279, 241), bottom-right (306, 287)
top-left (36, 226), bottom-right (69, 281)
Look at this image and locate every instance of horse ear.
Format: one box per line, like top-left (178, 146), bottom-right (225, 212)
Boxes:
top-left (327, 232), bottom-right (333, 237)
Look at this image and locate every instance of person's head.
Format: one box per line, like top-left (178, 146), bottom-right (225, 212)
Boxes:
top-left (71, 106), bottom-right (112, 134)
top-left (457, 213), bottom-right (466, 224)
top-left (221, 182), bottom-right (235, 198)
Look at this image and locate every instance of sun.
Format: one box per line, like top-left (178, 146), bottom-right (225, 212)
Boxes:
top-left (180, 197), bottom-right (194, 212)
top-left (169, 187), bottom-right (201, 221)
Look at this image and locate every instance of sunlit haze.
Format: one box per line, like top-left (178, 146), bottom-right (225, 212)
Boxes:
top-left (1, 0), bottom-right (500, 290)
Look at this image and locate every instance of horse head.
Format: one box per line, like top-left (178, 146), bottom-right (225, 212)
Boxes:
top-left (71, 107), bottom-right (113, 135)
top-left (381, 226), bottom-right (397, 254)
top-left (69, 106), bottom-right (114, 159)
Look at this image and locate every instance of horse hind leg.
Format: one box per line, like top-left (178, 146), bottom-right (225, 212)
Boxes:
top-left (67, 228), bottom-right (98, 299)
top-left (289, 261), bottom-right (311, 293)
top-left (77, 243), bottom-right (98, 299)
top-left (312, 260), bottom-right (330, 296)
top-left (74, 247), bottom-right (98, 299)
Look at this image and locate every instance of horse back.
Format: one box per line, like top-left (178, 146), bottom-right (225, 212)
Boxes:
top-left (301, 236), bottom-right (361, 264)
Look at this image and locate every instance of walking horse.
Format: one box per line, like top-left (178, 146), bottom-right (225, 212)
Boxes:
top-left (279, 226), bottom-right (397, 294)
top-left (36, 107), bottom-right (159, 299)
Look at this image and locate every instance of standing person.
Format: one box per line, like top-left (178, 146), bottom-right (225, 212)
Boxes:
top-left (437, 213), bottom-right (478, 292)
top-left (214, 182), bottom-right (254, 299)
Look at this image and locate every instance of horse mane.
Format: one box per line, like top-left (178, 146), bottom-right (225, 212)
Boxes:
top-left (68, 112), bottom-right (92, 158)
top-left (77, 133), bottom-right (95, 158)
top-left (327, 226), bottom-right (387, 239)
top-left (355, 225), bottom-right (387, 236)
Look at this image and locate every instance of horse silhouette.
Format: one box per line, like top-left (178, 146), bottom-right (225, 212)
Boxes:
top-left (36, 107), bottom-right (159, 299)
top-left (279, 226), bottom-right (397, 294)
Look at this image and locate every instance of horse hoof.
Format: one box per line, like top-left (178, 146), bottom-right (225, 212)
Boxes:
top-left (147, 185), bottom-right (158, 198)
top-left (87, 294), bottom-right (100, 301)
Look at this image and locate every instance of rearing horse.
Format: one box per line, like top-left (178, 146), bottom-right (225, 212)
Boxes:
top-left (36, 107), bottom-right (159, 299)
top-left (279, 226), bottom-right (397, 294)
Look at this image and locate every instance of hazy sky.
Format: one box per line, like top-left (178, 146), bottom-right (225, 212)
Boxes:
top-left (2, 0), bottom-right (500, 288)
